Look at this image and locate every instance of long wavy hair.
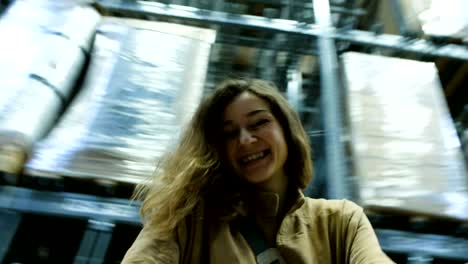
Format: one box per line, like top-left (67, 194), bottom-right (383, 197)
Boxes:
top-left (136, 79), bottom-right (313, 239)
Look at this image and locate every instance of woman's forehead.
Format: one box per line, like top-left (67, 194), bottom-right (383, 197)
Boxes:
top-left (222, 92), bottom-right (271, 121)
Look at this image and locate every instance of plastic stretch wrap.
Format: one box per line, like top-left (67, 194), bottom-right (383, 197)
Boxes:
top-left (25, 18), bottom-right (216, 184)
top-left (395, 0), bottom-right (468, 41)
top-left (417, 0), bottom-right (468, 41)
top-left (463, 129), bottom-right (468, 160)
top-left (0, 0), bottom-right (100, 175)
top-left (343, 52), bottom-right (468, 221)
top-left (459, 109), bottom-right (468, 161)
top-left (0, 0), bottom-right (99, 52)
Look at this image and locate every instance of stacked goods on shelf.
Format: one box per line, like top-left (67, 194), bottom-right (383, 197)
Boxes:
top-left (0, 0), bottom-right (100, 181)
top-left (343, 52), bottom-right (468, 221)
top-left (25, 17), bottom-right (215, 187)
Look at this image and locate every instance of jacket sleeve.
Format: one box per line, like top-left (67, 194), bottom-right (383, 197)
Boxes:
top-left (121, 225), bottom-right (180, 264)
top-left (342, 200), bottom-right (395, 264)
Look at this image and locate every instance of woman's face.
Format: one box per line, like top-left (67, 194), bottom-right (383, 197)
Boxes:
top-left (222, 92), bottom-right (288, 188)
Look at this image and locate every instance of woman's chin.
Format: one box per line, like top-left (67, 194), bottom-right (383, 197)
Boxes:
top-left (244, 173), bottom-right (273, 187)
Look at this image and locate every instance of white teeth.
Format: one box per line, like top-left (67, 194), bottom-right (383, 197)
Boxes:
top-left (242, 151), bottom-right (265, 163)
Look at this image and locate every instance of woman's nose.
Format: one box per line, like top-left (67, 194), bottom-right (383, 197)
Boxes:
top-left (239, 128), bottom-right (256, 145)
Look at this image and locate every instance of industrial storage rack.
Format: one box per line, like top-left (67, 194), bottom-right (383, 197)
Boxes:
top-left (0, 0), bottom-right (468, 263)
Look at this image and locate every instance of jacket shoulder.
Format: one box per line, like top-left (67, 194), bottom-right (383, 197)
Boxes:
top-left (301, 198), bottom-right (363, 218)
top-left (121, 224), bottom-right (180, 263)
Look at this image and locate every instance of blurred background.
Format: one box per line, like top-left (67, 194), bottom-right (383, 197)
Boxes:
top-left (0, 0), bottom-right (467, 263)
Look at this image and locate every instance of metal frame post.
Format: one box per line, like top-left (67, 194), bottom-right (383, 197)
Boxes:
top-left (389, 0), bottom-right (409, 36)
top-left (313, 0), bottom-right (349, 199)
top-left (0, 210), bottom-right (22, 263)
top-left (74, 220), bottom-right (115, 264)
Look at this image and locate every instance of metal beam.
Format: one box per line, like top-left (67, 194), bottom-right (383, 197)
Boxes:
top-left (215, 34), bottom-right (319, 55)
top-left (96, 0), bottom-right (323, 35)
top-left (95, 0), bottom-right (468, 61)
top-left (0, 186), bottom-right (140, 225)
top-left (333, 30), bottom-right (468, 61)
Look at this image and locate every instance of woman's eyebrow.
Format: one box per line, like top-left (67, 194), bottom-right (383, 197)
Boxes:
top-left (246, 109), bottom-right (269, 117)
top-left (223, 109), bottom-right (269, 126)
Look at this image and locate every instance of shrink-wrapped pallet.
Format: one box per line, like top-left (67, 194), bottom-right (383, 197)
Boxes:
top-left (0, 0), bottom-right (100, 177)
top-left (25, 17), bottom-right (216, 185)
top-left (343, 52), bottom-right (468, 221)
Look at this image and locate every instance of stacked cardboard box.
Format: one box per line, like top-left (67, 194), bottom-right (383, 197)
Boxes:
top-left (25, 17), bottom-right (216, 185)
top-left (0, 0), bottom-right (100, 179)
top-left (343, 52), bottom-right (468, 220)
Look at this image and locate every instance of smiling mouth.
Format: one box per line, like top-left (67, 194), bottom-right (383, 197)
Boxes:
top-left (239, 150), bottom-right (271, 165)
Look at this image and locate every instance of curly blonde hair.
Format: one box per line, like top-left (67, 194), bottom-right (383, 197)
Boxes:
top-left (136, 79), bottom-right (313, 239)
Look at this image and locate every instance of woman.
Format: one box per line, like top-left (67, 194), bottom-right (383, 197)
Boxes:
top-left (122, 79), bottom-right (394, 263)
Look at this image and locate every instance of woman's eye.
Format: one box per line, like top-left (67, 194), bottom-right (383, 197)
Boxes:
top-left (250, 119), bottom-right (270, 130)
top-left (223, 130), bottom-right (238, 139)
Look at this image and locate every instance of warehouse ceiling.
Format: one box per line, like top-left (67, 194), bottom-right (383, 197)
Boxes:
top-left (92, 0), bottom-right (468, 120)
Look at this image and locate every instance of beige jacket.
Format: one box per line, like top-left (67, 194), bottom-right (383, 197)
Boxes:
top-left (122, 191), bottom-right (395, 263)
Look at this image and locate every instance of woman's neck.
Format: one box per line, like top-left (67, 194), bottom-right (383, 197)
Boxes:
top-left (246, 176), bottom-right (289, 220)
top-left (246, 177), bottom-right (291, 247)
top-left (255, 172), bottom-right (289, 214)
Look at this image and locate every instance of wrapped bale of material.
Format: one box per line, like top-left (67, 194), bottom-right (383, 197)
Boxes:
top-left (25, 17), bottom-right (216, 186)
top-left (0, 0), bottom-right (100, 178)
top-left (343, 52), bottom-right (468, 221)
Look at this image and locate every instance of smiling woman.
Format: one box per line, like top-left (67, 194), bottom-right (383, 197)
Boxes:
top-left (122, 79), bottom-right (395, 264)
top-left (222, 92), bottom-right (288, 193)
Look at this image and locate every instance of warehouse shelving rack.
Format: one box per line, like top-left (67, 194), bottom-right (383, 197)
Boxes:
top-left (1, 0), bottom-right (468, 263)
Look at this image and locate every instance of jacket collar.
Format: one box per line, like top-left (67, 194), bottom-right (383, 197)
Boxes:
top-left (235, 188), bottom-right (306, 219)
